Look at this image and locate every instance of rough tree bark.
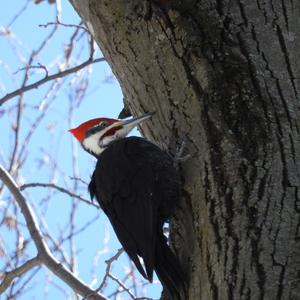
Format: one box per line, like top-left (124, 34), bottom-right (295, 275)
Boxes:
top-left (69, 1), bottom-right (300, 299)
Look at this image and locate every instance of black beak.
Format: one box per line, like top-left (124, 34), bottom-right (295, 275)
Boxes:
top-left (117, 112), bottom-right (155, 129)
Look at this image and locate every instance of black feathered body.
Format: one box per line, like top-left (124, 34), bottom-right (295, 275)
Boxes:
top-left (89, 136), bottom-right (185, 298)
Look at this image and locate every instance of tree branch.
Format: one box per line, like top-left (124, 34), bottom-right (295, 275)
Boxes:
top-left (0, 57), bottom-right (105, 107)
top-left (0, 256), bottom-right (41, 293)
top-left (39, 20), bottom-right (88, 32)
top-left (20, 182), bottom-right (99, 208)
top-left (97, 248), bottom-right (124, 292)
top-left (0, 165), bottom-right (108, 300)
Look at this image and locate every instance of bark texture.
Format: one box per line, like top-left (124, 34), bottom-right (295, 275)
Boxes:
top-left (69, 1), bottom-right (300, 299)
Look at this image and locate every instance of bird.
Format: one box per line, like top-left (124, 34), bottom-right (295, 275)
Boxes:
top-left (69, 112), bottom-right (186, 299)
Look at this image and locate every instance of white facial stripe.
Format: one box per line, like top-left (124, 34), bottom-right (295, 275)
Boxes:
top-left (82, 121), bottom-right (137, 156)
top-left (82, 130), bottom-right (105, 156)
top-left (81, 122), bottom-right (116, 155)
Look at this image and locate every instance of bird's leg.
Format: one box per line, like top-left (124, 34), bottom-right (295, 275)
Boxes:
top-left (173, 139), bottom-right (191, 169)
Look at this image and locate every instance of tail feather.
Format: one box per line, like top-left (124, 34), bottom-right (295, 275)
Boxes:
top-left (154, 233), bottom-right (187, 299)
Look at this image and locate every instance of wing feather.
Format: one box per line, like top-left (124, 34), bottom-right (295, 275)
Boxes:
top-left (92, 137), bottom-right (166, 280)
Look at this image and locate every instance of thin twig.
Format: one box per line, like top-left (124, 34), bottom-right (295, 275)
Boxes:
top-left (69, 176), bottom-right (88, 186)
top-left (107, 273), bottom-right (136, 300)
top-left (7, 0), bottom-right (30, 28)
top-left (20, 182), bottom-right (99, 208)
top-left (96, 248), bottom-right (124, 292)
top-left (39, 21), bottom-right (88, 33)
top-left (14, 64), bottom-right (49, 77)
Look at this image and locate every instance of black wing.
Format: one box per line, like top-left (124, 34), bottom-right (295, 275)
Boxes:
top-left (91, 136), bottom-right (179, 281)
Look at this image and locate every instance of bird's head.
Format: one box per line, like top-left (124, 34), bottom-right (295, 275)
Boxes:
top-left (69, 112), bottom-right (154, 157)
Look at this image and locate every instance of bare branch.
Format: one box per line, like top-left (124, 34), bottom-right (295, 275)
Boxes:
top-left (14, 64), bottom-right (49, 77)
top-left (108, 273), bottom-right (136, 299)
top-left (20, 182), bottom-right (99, 208)
top-left (7, 1), bottom-right (30, 28)
top-left (69, 176), bottom-right (88, 186)
top-left (39, 20), bottom-right (88, 33)
top-left (0, 165), bottom-right (108, 300)
top-left (97, 248), bottom-right (124, 293)
top-left (0, 57), bottom-right (105, 106)
top-left (0, 256), bottom-right (41, 293)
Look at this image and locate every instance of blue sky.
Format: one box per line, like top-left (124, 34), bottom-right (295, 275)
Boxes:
top-left (0, 1), bottom-right (161, 299)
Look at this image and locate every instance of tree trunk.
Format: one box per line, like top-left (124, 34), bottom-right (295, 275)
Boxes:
top-left (69, 1), bottom-right (300, 299)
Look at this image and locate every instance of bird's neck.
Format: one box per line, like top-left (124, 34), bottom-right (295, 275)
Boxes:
top-left (82, 132), bottom-right (105, 157)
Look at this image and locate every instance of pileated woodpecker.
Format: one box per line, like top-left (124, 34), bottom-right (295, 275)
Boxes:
top-left (69, 112), bottom-right (186, 298)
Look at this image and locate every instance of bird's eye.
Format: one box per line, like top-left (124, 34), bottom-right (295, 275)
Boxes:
top-left (99, 121), bottom-right (109, 129)
top-left (86, 121), bottom-right (110, 137)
